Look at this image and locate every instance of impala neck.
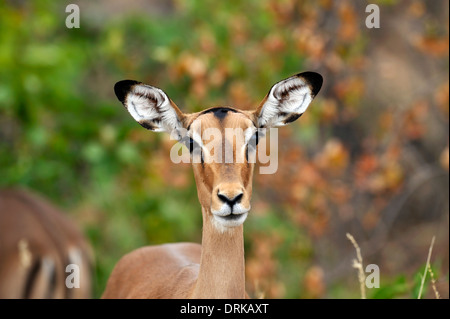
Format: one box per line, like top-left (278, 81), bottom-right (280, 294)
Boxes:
top-left (190, 207), bottom-right (246, 299)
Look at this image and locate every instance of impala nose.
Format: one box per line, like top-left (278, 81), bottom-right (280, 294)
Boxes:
top-left (212, 185), bottom-right (249, 226)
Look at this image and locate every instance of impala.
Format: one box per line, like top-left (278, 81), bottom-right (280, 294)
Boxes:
top-left (0, 188), bottom-right (93, 298)
top-left (102, 71), bottom-right (323, 298)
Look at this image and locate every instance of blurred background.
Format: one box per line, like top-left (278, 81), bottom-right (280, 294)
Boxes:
top-left (0, 0), bottom-right (448, 298)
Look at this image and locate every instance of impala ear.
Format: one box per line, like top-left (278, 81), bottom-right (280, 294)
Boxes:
top-left (114, 80), bottom-right (186, 140)
top-left (254, 72), bottom-right (323, 128)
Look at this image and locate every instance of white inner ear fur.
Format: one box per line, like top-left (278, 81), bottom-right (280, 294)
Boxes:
top-left (258, 76), bottom-right (313, 128)
top-left (126, 84), bottom-right (183, 136)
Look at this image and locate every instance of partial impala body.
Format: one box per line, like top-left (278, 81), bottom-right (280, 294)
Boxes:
top-left (0, 188), bottom-right (93, 298)
top-left (102, 72), bottom-right (323, 298)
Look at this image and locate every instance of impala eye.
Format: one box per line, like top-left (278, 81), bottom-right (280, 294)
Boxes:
top-left (181, 137), bottom-right (192, 152)
top-left (182, 136), bottom-right (204, 164)
top-left (246, 131), bottom-right (259, 162)
top-left (188, 137), bottom-right (195, 153)
top-left (249, 131), bottom-right (259, 147)
top-left (181, 136), bottom-right (195, 152)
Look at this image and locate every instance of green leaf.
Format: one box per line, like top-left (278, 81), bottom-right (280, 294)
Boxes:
top-left (370, 276), bottom-right (408, 299)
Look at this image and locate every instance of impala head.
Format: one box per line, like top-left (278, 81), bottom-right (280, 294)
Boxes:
top-left (114, 72), bottom-right (322, 231)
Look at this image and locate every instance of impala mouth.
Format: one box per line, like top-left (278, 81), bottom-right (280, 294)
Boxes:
top-left (220, 212), bottom-right (246, 221)
top-left (212, 212), bottom-right (248, 228)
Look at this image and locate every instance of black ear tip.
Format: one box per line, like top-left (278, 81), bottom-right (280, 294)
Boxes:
top-left (299, 72), bottom-right (323, 97)
top-left (114, 80), bottom-right (141, 103)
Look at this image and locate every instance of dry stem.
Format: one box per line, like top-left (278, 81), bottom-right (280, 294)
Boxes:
top-left (346, 233), bottom-right (366, 299)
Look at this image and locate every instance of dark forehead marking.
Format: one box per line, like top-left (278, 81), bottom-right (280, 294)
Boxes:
top-left (187, 107), bottom-right (254, 131)
top-left (200, 107), bottom-right (238, 121)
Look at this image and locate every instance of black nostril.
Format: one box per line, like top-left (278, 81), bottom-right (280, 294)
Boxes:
top-left (218, 193), bottom-right (230, 204)
top-left (217, 192), bottom-right (243, 206)
top-left (233, 193), bottom-right (243, 204)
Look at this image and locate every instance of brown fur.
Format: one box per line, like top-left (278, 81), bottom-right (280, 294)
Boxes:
top-left (0, 188), bottom-right (93, 298)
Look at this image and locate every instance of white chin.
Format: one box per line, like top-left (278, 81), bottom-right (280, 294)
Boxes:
top-left (212, 212), bottom-right (248, 230)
